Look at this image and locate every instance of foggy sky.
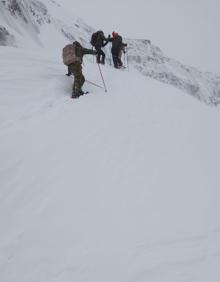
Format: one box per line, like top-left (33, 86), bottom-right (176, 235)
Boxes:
top-left (61, 0), bottom-right (220, 73)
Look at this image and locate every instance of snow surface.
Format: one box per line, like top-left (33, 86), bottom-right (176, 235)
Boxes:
top-left (1, 46), bottom-right (220, 282)
top-left (1, 0), bottom-right (220, 281)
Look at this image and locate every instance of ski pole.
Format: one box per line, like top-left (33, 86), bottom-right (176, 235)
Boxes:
top-left (123, 51), bottom-right (126, 68)
top-left (97, 63), bottom-right (107, 93)
top-left (85, 79), bottom-right (104, 89)
top-left (92, 47), bottom-right (95, 64)
top-left (109, 45), bottom-right (112, 66)
top-left (126, 47), bottom-right (129, 72)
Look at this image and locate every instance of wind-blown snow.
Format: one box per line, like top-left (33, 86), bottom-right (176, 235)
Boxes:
top-left (0, 1), bottom-right (220, 282)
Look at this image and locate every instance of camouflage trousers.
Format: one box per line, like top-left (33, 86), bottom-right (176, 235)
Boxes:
top-left (68, 62), bottom-right (85, 93)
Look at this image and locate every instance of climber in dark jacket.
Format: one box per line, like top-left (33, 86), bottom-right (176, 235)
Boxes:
top-left (109, 32), bottom-right (127, 68)
top-left (93, 30), bottom-right (109, 64)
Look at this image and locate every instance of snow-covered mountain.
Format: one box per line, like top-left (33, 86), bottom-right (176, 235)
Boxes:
top-left (128, 39), bottom-right (220, 106)
top-left (1, 0), bottom-right (220, 105)
top-left (0, 0), bottom-right (93, 48)
top-left (1, 1), bottom-right (220, 282)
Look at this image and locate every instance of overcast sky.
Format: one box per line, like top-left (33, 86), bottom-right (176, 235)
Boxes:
top-left (61, 0), bottom-right (220, 73)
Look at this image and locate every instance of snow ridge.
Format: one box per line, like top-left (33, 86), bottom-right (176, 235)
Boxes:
top-left (127, 39), bottom-right (220, 106)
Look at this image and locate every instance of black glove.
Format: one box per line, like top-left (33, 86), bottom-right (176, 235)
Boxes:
top-left (65, 73), bottom-right (71, 76)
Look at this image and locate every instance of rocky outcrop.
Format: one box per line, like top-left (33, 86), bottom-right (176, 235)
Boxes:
top-left (0, 26), bottom-right (16, 46)
top-left (127, 39), bottom-right (220, 106)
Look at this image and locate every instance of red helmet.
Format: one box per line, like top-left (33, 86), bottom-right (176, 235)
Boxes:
top-left (112, 31), bottom-right (118, 38)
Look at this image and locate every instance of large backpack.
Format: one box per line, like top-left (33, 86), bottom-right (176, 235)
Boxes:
top-left (90, 31), bottom-right (103, 46)
top-left (62, 42), bottom-right (81, 66)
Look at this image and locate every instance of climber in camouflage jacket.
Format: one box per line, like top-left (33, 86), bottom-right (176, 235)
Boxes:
top-left (64, 41), bottom-right (96, 98)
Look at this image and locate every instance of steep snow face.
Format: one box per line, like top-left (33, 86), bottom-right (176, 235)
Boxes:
top-left (1, 2), bottom-right (220, 281)
top-left (1, 0), bottom-right (50, 25)
top-left (0, 0), bottom-right (220, 105)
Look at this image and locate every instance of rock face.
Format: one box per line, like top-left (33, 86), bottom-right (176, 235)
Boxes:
top-left (0, 25), bottom-right (16, 46)
top-left (1, 0), bottom-right (50, 24)
top-left (0, 0), bottom-right (93, 46)
top-left (0, 0), bottom-right (220, 105)
top-left (127, 39), bottom-right (220, 105)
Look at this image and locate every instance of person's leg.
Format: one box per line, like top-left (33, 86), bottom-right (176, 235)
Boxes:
top-left (118, 50), bottom-right (123, 67)
top-left (115, 49), bottom-right (122, 67)
top-left (79, 72), bottom-right (85, 91)
top-left (100, 49), bottom-right (105, 64)
top-left (75, 64), bottom-right (85, 95)
top-left (111, 49), bottom-right (118, 68)
top-left (95, 46), bottom-right (102, 63)
top-left (69, 62), bottom-right (84, 97)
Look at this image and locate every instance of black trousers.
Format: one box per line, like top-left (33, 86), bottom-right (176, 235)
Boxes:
top-left (95, 45), bottom-right (105, 63)
top-left (111, 48), bottom-right (122, 68)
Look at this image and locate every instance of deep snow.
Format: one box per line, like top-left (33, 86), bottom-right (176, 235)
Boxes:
top-left (1, 0), bottom-right (220, 281)
top-left (0, 47), bottom-right (220, 282)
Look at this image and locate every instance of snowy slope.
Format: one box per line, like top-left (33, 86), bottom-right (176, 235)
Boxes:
top-left (0, 0), bottom-right (220, 105)
top-left (1, 46), bottom-right (220, 282)
top-left (1, 1), bottom-right (220, 281)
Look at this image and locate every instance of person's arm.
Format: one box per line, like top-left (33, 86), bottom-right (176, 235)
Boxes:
top-left (100, 33), bottom-right (109, 47)
top-left (102, 40), bottom-right (109, 47)
top-left (65, 65), bottom-right (71, 76)
top-left (120, 36), bottom-right (127, 48)
top-left (83, 48), bottom-right (97, 55)
top-left (108, 35), bottom-right (113, 42)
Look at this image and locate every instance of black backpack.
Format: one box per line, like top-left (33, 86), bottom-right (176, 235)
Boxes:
top-left (90, 31), bottom-right (103, 46)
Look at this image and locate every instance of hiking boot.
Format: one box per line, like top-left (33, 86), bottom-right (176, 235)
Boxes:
top-left (71, 90), bottom-right (85, 98)
top-left (79, 90), bottom-right (85, 96)
top-left (118, 62), bottom-right (123, 68)
top-left (71, 91), bottom-right (80, 99)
